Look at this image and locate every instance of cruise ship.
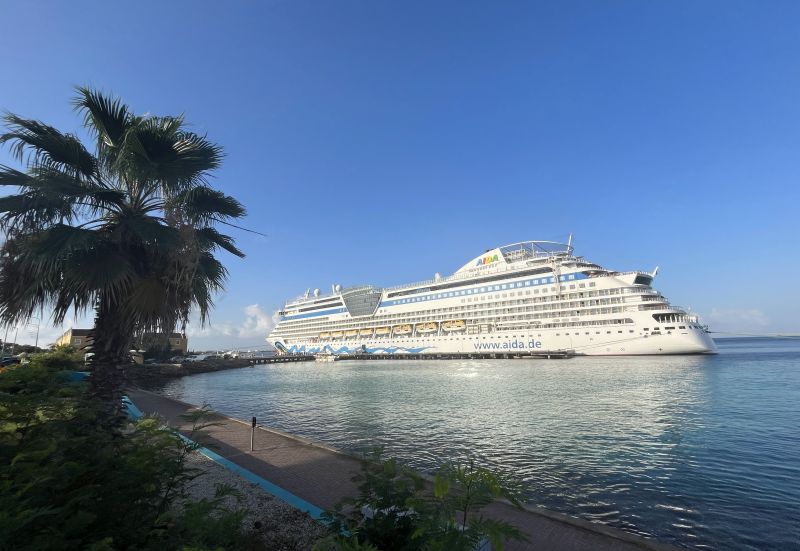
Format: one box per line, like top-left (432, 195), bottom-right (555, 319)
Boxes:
top-left (267, 239), bottom-right (716, 356)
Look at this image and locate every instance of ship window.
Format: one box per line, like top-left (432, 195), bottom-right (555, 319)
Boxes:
top-left (589, 282), bottom-right (596, 287)
top-left (525, 281), bottom-right (530, 286)
top-left (569, 275), bottom-right (575, 280)
top-left (679, 326), bottom-right (686, 329)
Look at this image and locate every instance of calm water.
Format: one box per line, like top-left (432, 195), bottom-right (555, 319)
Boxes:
top-left (158, 338), bottom-right (800, 550)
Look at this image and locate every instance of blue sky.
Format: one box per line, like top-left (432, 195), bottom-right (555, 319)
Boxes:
top-left (1, 1), bottom-right (799, 348)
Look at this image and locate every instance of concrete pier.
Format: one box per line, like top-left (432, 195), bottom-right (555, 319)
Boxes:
top-left (126, 388), bottom-right (676, 551)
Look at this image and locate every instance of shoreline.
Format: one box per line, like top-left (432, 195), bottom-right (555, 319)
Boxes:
top-left (127, 387), bottom-right (678, 551)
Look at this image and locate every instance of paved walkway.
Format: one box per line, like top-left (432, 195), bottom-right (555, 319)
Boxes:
top-left (127, 388), bottom-right (676, 551)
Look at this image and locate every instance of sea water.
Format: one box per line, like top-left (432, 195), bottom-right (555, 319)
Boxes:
top-left (158, 338), bottom-right (800, 550)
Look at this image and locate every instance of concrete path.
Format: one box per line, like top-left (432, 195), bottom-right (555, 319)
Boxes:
top-left (127, 388), bottom-right (677, 551)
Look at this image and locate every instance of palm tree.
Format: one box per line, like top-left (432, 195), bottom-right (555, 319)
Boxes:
top-left (0, 87), bottom-right (245, 409)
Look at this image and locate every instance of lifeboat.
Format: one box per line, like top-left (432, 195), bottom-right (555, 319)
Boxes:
top-left (442, 320), bottom-right (466, 332)
top-left (393, 324), bottom-right (412, 336)
top-left (331, 331), bottom-right (343, 339)
top-left (416, 322), bottom-right (438, 334)
top-left (320, 332), bottom-right (331, 339)
top-left (359, 328), bottom-right (374, 337)
top-left (345, 329), bottom-right (358, 338)
top-left (375, 326), bottom-right (391, 336)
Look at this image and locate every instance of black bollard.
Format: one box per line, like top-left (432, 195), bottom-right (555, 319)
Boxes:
top-left (250, 416), bottom-right (256, 451)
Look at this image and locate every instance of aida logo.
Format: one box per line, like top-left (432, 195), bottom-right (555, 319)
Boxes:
top-left (475, 254), bottom-right (499, 267)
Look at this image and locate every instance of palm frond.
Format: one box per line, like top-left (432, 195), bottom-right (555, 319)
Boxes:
top-left (58, 244), bottom-right (135, 318)
top-left (109, 213), bottom-right (181, 249)
top-left (190, 252), bottom-right (228, 324)
top-left (194, 227), bottom-right (245, 257)
top-left (0, 114), bottom-right (98, 178)
top-left (0, 241), bottom-right (58, 324)
top-left (171, 186), bottom-right (246, 224)
top-left (0, 229), bottom-right (122, 324)
top-left (0, 192), bottom-right (79, 231)
top-left (0, 164), bottom-right (33, 187)
top-left (0, 166), bottom-right (123, 232)
top-left (117, 116), bottom-right (223, 193)
top-left (72, 86), bottom-right (131, 152)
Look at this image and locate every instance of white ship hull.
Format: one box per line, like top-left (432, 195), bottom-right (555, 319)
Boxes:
top-left (272, 321), bottom-right (715, 356)
top-left (268, 240), bottom-right (717, 357)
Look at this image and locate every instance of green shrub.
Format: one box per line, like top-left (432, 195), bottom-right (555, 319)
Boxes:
top-left (0, 352), bottom-right (262, 551)
top-left (320, 449), bottom-right (527, 551)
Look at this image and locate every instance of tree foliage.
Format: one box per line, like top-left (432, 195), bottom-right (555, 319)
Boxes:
top-left (0, 87), bottom-right (245, 405)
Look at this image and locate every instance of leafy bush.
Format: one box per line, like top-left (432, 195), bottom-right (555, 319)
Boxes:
top-left (0, 352), bottom-right (262, 550)
top-left (319, 449), bottom-right (527, 551)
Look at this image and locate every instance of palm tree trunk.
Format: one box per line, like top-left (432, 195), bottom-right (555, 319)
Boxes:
top-left (87, 297), bottom-right (134, 417)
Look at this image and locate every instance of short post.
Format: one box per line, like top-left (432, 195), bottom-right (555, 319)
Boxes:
top-left (250, 416), bottom-right (256, 452)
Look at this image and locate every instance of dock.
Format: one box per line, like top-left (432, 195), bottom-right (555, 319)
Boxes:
top-left (126, 388), bottom-right (676, 551)
top-left (248, 354), bottom-right (314, 364)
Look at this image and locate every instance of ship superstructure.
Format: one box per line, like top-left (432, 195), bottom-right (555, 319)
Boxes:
top-left (267, 239), bottom-right (716, 356)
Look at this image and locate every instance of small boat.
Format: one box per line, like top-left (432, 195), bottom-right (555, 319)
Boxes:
top-left (375, 326), bottom-right (391, 336)
top-left (416, 322), bottom-right (438, 334)
top-left (345, 329), bottom-right (358, 338)
top-left (359, 328), bottom-right (374, 337)
top-left (320, 332), bottom-right (331, 339)
top-left (393, 324), bottom-right (412, 336)
top-left (331, 331), bottom-right (343, 339)
top-left (442, 320), bottom-right (466, 332)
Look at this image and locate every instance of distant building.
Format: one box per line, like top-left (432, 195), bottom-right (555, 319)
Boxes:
top-left (54, 328), bottom-right (93, 350)
top-left (134, 332), bottom-right (189, 355)
top-left (54, 329), bottom-right (188, 355)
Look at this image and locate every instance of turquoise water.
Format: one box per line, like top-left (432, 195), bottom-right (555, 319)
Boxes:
top-left (158, 338), bottom-right (800, 550)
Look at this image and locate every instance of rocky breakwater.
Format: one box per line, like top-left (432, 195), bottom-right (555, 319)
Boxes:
top-left (125, 357), bottom-right (254, 388)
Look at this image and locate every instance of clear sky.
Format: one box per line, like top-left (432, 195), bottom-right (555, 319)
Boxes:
top-left (1, 1), bottom-right (799, 349)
